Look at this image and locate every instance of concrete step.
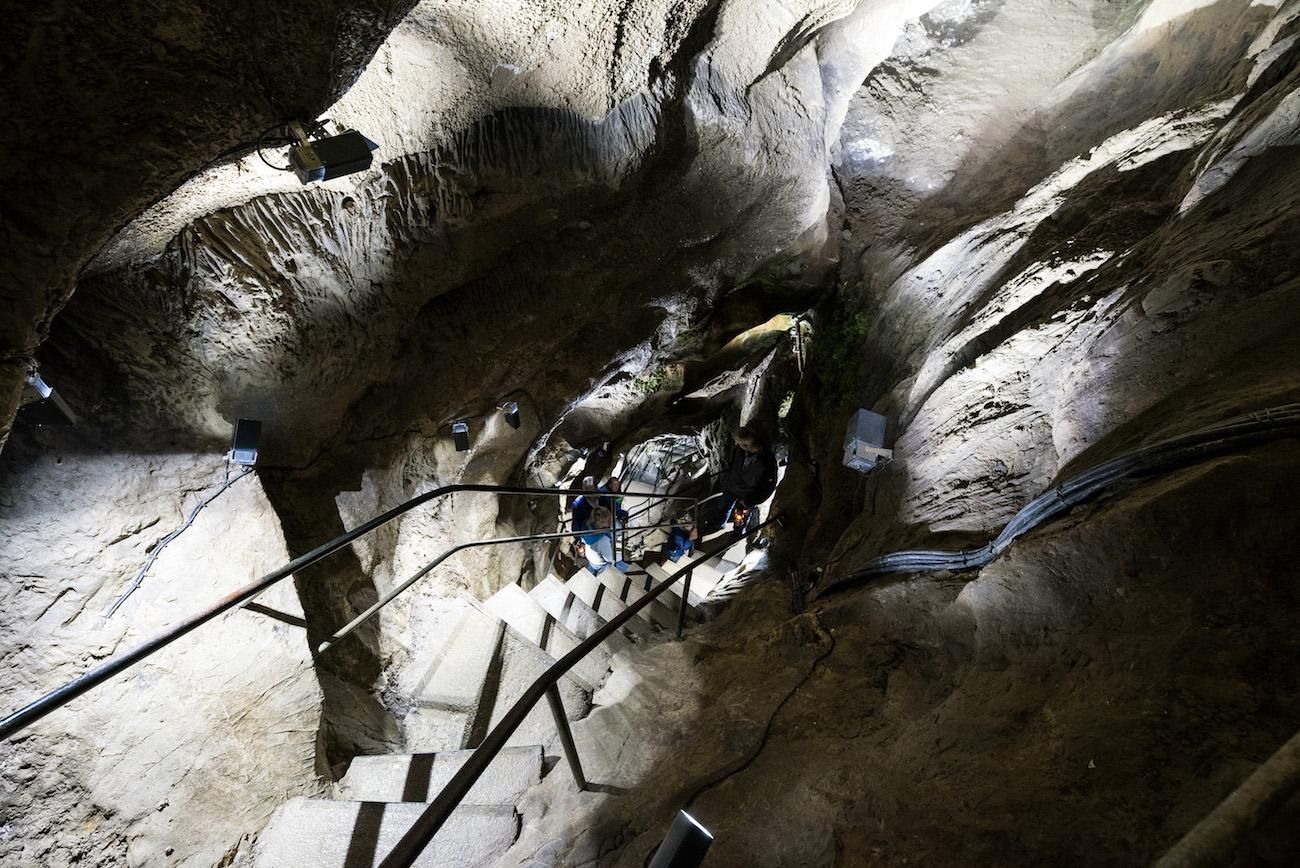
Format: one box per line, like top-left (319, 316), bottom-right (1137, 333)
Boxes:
top-left (624, 569), bottom-right (696, 623)
top-left (720, 538), bottom-right (750, 563)
top-left (398, 604), bottom-right (505, 753)
top-left (646, 557), bottom-right (726, 601)
top-left (592, 566), bottom-right (676, 630)
top-left (336, 744), bottom-right (542, 804)
top-left (253, 799), bottom-right (517, 868)
top-left (530, 575), bottom-right (631, 653)
top-left (485, 629), bottom-right (593, 749)
top-left (483, 583), bottom-right (610, 691)
top-left (643, 561), bottom-right (710, 608)
top-left (562, 569), bottom-right (652, 639)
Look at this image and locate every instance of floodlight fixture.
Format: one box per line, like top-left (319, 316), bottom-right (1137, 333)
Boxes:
top-left (17, 369), bottom-right (77, 426)
top-left (648, 810), bottom-right (714, 868)
top-left (285, 120), bottom-right (378, 185)
top-left (500, 400), bottom-right (521, 429)
top-left (452, 420), bottom-right (471, 452)
top-left (231, 418), bottom-right (262, 467)
top-left (843, 408), bottom-right (892, 473)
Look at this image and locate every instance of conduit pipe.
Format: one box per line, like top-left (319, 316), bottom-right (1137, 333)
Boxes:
top-left (817, 404), bottom-right (1300, 595)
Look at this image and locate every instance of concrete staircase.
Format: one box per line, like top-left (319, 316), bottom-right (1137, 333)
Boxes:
top-left (251, 746), bottom-right (541, 867)
top-left (251, 480), bottom-right (755, 867)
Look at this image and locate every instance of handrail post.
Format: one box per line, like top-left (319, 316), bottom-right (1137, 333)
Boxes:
top-left (546, 685), bottom-right (587, 791)
top-left (676, 566), bottom-right (693, 640)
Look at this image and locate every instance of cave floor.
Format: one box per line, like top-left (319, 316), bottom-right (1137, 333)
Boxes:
top-left (499, 441), bottom-right (1300, 867)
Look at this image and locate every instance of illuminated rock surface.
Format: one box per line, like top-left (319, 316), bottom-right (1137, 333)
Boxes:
top-left (2, 0), bottom-right (1299, 864)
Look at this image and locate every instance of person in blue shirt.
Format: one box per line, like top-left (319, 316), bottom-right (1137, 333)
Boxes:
top-left (580, 506), bottom-right (631, 574)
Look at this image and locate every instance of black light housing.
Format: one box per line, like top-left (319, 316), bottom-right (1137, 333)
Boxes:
top-left (231, 418), bottom-right (262, 466)
top-left (452, 420), bottom-right (471, 452)
top-left (16, 371), bottom-right (77, 426)
top-left (288, 122), bottom-right (378, 185)
top-left (502, 400), bottom-right (521, 429)
top-left (648, 810), bottom-right (714, 868)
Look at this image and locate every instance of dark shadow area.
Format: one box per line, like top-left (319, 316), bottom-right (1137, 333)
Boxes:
top-left (400, 753), bottom-right (437, 802)
top-left (261, 471), bottom-right (400, 773)
top-left (342, 801), bottom-right (386, 868)
top-left (241, 601), bottom-right (309, 629)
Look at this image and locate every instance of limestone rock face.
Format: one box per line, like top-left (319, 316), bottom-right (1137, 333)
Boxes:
top-left (0, 448), bottom-right (322, 866)
top-left (791, 0), bottom-right (1300, 574)
top-left (4, 0), bottom-right (1300, 864)
top-left (31, 0), bottom-right (928, 469)
top-left (498, 443), bottom-right (1300, 867)
top-left (0, 0), bottom-right (417, 451)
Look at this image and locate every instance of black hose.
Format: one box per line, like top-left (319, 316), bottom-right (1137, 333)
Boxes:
top-left (816, 405), bottom-right (1300, 595)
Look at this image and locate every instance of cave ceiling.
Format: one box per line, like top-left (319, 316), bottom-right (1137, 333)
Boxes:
top-left (2, 0), bottom-right (915, 471)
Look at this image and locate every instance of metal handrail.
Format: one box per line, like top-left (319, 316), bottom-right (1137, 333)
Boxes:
top-left (318, 520), bottom-right (685, 653)
top-left (377, 513), bottom-right (782, 868)
top-left (623, 481), bottom-right (726, 554)
top-left (0, 483), bottom-right (700, 742)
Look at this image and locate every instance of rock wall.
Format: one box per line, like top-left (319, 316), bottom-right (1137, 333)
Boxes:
top-left (6, 0), bottom-right (1300, 863)
top-left (0, 0), bottom-right (416, 451)
top-left (789, 0), bottom-right (1300, 576)
top-left (499, 441), bottom-right (1300, 866)
top-left (0, 444), bottom-right (322, 866)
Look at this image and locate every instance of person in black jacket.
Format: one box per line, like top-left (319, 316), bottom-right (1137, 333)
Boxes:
top-left (708, 426), bottom-right (777, 537)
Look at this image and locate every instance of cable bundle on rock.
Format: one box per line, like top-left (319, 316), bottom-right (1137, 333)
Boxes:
top-left (816, 404), bottom-right (1300, 596)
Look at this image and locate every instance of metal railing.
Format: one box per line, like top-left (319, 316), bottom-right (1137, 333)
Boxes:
top-left (376, 513), bottom-right (782, 868)
top-left (317, 520), bottom-right (684, 653)
top-left (0, 483), bottom-right (700, 742)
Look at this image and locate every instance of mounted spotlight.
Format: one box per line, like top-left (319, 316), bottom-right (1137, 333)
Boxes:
top-left (16, 368), bottom-right (77, 426)
top-left (286, 120), bottom-right (378, 185)
top-left (500, 400), bottom-right (521, 430)
top-left (843, 408), bottom-right (892, 473)
top-left (230, 418), bottom-right (262, 467)
top-left (648, 810), bottom-right (714, 868)
top-left (452, 420), bottom-right (471, 452)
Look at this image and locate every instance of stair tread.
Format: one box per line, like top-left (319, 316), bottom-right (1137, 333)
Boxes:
top-left (398, 604), bottom-right (505, 753)
top-left (530, 576), bottom-right (631, 652)
top-left (337, 745), bottom-right (541, 804)
top-left (253, 799), bottom-right (517, 868)
top-left (484, 584), bottom-right (609, 691)
top-left (646, 559), bottom-right (726, 597)
top-left (561, 569), bottom-right (652, 638)
top-left (591, 566), bottom-right (676, 629)
top-left (641, 561), bottom-right (710, 607)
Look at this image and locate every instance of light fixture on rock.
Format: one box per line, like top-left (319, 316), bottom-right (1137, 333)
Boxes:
top-left (452, 420), bottom-right (471, 452)
top-left (271, 119), bottom-right (378, 185)
top-left (500, 400), bottom-right (521, 429)
top-left (230, 418), bottom-right (262, 467)
top-left (843, 408), bottom-right (893, 473)
top-left (648, 810), bottom-right (714, 868)
top-left (16, 367), bottom-right (77, 426)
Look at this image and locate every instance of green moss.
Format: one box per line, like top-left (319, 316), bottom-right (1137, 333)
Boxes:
top-left (812, 303), bottom-right (868, 404)
top-left (631, 366), bottom-right (681, 396)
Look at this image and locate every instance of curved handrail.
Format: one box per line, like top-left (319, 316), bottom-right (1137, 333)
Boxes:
top-left (0, 483), bottom-right (699, 742)
top-left (377, 513), bottom-right (782, 868)
top-left (623, 484), bottom-right (726, 554)
top-left (317, 520), bottom-right (684, 653)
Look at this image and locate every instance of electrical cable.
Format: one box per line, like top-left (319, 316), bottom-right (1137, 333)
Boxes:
top-left (815, 404), bottom-right (1300, 596)
top-left (255, 123), bottom-right (293, 171)
top-left (101, 464), bottom-right (256, 620)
